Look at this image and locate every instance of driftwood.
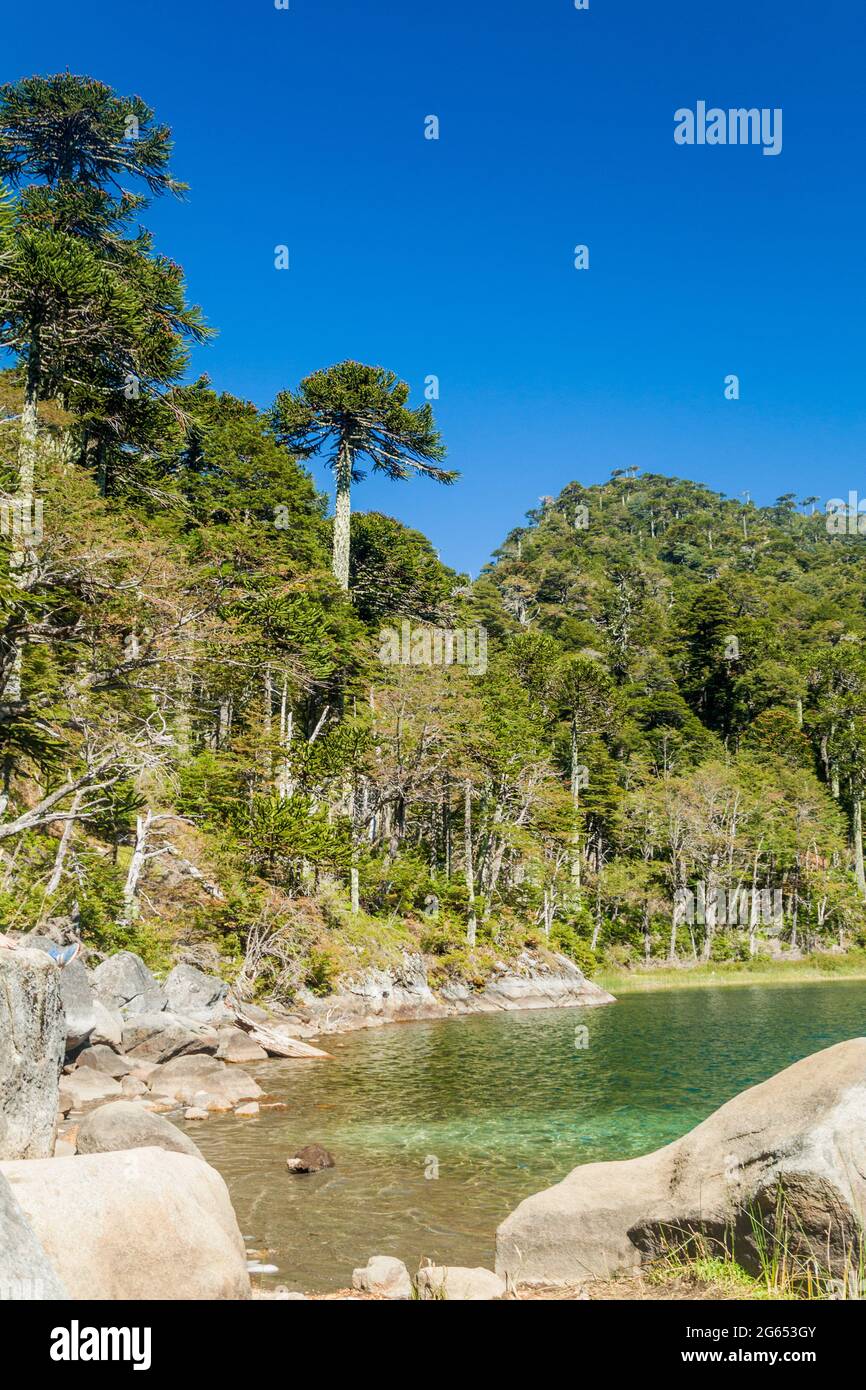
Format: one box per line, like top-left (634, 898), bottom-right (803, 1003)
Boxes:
top-left (230, 1002), bottom-right (332, 1060)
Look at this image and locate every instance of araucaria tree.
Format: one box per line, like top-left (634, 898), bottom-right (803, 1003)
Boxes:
top-left (272, 361), bottom-right (455, 590)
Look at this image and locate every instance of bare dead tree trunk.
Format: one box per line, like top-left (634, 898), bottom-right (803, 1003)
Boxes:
top-left (464, 780), bottom-right (476, 947)
top-left (122, 809), bottom-right (152, 924)
top-left (45, 793), bottom-right (82, 897)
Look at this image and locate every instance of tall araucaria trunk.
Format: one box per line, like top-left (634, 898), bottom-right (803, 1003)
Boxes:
top-left (332, 439), bottom-right (352, 590)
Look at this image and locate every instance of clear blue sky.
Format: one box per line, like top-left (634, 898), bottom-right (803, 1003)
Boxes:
top-left (5, 1), bottom-right (865, 574)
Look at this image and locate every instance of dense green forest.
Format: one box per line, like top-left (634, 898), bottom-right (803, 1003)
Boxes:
top-left (2, 74), bottom-right (865, 997)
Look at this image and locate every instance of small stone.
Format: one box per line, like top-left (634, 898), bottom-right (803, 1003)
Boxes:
top-left (286, 1144), bottom-right (335, 1174)
top-left (121, 1075), bottom-right (147, 1098)
top-left (191, 1090), bottom-right (234, 1113)
top-left (352, 1255), bottom-right (412, 1300)
top-left (184, 1107), bottom-right (209, 1121)
top-left (235, 1102), bottom-right (260, 1117)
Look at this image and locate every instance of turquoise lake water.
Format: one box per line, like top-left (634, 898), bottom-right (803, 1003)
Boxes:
top-left (185, 981), bottom-right (866, 1291)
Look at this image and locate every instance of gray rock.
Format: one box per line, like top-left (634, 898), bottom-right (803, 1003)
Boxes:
top-left (121, 1014), bottom-right (218, 1064)
top-left (58, 959), bottom-right (95, 1051)
top-left (58, 1069), bottom-right (122, 1115)
top-left (91, 951), bottom-right (167, 1016)
top-left (76, 1045), bottom-right (132, 1078)
top-left (121, 1075), bottom-right (147, 1098)
top-left (216, 1027), bottom-right (269, 1065)
top-left (147, 1054), bottom-right (262, 1108)
top-left (496, 1038), bottom-right (866, 1287)
top-left (90, 998), bottom-right (124, 1050)
top-left (75, 1100), bottom-right (204, 1160)
top-left (0, 1170), bottom-right (67, 1299)
top-left (1, 1148), bottom-right (250, 1299)
top-left (416, 1265), bottom-right (506, 1300)
top-left (286, 1144), bottom-right (335, 1174)
top-left (164, 964), bottom-right (228, 1021)
top-left (0, 950), bottom-right (64, 1159)
top-left (352, 1255), bottom-right (412, 1299)
top-left (477, 952), bottom-right (615, 1011)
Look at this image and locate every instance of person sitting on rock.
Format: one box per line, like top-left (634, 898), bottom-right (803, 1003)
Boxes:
top-left (0, 932), bottom-right (81, 966)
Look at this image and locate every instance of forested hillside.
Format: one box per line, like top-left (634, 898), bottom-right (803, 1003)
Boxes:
top-left (1, 74), bottom-right (865, 998)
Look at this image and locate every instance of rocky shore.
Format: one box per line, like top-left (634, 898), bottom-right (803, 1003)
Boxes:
top-left (294, 948), bottom-right (615, 1034)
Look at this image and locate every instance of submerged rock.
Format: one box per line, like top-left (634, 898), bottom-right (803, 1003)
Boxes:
top-left (0, 950), bottom-right (65, 1159)
top-left (286, 1144), bottom-right (335, 1174)
top-left (496, 1037), bottom-right (866, 1287)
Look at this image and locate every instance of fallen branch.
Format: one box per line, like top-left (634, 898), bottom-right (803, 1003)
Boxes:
top-left (231, 1003), bottom-right (332, 1060)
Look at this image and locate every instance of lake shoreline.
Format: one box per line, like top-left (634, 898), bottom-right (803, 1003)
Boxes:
top-left (598, 955), bottom-right (866, 995)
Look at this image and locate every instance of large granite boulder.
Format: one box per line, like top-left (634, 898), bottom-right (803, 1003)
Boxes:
top-left (91, 951), bottom-right (167, 1016)
top-left (496, 1038), bottom-right (866, 1286)
top-left (0, 1170), bottom-right (67, 1300)
top-left (76, 1044), bottom-right (132, 1078)
top-left (58, 959), bottom-right (95, 1051)
top-left (120, 1013), bottom-right (218, 1064)
top-left (0, 949), bottom-right (64, 1159)
top-left (75, 1100), bottom-right (204, 1161)
top-left (163, 964), bottom-right (228, 1021)
top-left (1, 1147), bottom-right (250, 1299)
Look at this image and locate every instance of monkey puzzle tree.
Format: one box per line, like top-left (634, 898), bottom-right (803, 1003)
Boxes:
top-left (272, 361), bottom-right (455, 591)
top-left (0, 74), bottom-right (207, 491)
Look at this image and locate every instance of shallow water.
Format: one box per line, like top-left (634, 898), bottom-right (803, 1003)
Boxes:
top-left (183, 981), bottom-right (866, 1291)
